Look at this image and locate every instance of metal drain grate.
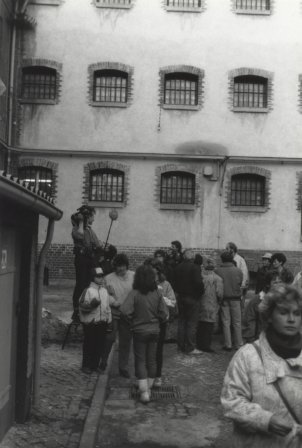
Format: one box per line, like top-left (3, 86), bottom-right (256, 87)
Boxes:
top-left (130, 384), bottom-right (181, 400)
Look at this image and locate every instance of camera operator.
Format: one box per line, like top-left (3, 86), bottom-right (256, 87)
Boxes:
top-left (71, 205), bottom-right (102, 320)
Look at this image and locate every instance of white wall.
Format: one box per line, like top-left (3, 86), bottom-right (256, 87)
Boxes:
top-left (22, 0), bottom-right (302, 157)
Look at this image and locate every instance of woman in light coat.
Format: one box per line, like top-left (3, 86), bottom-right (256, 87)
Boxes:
top-left (221, 284), bottom-right (302, 447)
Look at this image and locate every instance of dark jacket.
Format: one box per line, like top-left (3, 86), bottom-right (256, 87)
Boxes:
top-left (174, 260), bottom-right (204, 299)
top-left (215, 262), bottom-right (243, 300)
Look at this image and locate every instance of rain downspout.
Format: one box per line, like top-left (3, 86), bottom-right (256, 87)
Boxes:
top-left (6, 0), bottom-right (19, 173)
top-left (33, 218), bottom-right (55, 405)
top-left (217, 156), bottom-right (229, 250)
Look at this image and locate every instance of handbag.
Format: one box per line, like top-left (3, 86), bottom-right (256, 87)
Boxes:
top-left (252, 342), bottom-right (301, 425)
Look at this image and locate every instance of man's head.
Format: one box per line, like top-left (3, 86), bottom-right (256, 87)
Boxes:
top-left (262, 252), bottom-right (272, 267)
top-left (221, 251), bottom-right (234, 263)
top-left (113, 253), bottom-right (129, 277)
top-left (154, 249), bottom-right (166, 264)
top-left (226, 242), bottom-right (237, 256)
top-left (183, 249), bottom-right (194, 261)
top-left (271, 252), bottom-right (287, 269)
top-left (171, 241), bottom-right (182, 254)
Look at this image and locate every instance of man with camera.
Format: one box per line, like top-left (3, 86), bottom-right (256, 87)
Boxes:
top-left (71, 205), bottom-right (102, 320)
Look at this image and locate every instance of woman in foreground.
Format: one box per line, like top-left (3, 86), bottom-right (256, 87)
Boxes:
top-left (221, 284), bottom-right (302, 447)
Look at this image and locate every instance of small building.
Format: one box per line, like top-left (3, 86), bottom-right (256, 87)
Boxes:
top-left (0, 171), bottom-right (62, 441)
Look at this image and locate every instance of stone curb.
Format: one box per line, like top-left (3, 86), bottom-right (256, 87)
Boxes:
top-left (78, 344), bottom-right (115, 448)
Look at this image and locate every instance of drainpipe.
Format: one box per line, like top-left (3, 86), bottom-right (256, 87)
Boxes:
top-left (33, 218), bottom-right (55, 405)
top-left (6, 0), bottom-right (19, 173)
top-left (217, 156), bottom-right (229, 250)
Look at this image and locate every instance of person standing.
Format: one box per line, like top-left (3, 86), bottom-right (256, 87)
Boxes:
top-left (79, 267), bottom-right (119, 374)
top-left (121, 265), bottom-right (169, 403)
top-left (226, 242), bottom-right (249, 312)
top-left (150, 259), bottom-right (176, 387)
top-left (221, 284), bottom-right (302, 447)
top-left (216, 251), bottom-right (243, 351)
top-left (174, 249), bottom-right (204, 355)
top-left (197, 258), bottom-right (223, 353)
top-left (255, 253), bottom-right (272, 294)
top-left (105, 253), bottom-right (135, 378)
top-left (266, 253), bottom-right (294, 288)
top-left (71, 205), bottom-right (102, 320)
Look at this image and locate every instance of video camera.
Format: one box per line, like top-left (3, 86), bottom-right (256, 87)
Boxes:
top-left (71, 205), bottom-right (96, 226)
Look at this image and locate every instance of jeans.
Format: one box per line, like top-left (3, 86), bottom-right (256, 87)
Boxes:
top-left (82, 322), bottom-right (107, 369)
top-left (221, 299), bottom-right (243, 348)
top-left (196, 321), bottom-right (214, 351)
top-left (118, 318), bottom-right (133, 371)
top-left (156, 322), bottom-right (167, 377)
top-left (133, 332), bottom-right (159, 379)
top-left (177, 295), bottom-right (200, 353)
top-left (100, 318), bottom-right (119, 368)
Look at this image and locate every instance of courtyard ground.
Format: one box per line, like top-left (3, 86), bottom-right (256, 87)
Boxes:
top-left (96, 335), bottom-right (234, 448)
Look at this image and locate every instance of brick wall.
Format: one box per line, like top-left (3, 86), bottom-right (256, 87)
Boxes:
top-left (42, 243), bottom-right (302, 280)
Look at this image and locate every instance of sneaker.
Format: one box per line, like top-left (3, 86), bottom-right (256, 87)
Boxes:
top-left (188, 349), bottom-right (203, 355)
top-left (153, 377), bottom-right (162, 388)
top-left (119, 369), bottom-right (130, 378)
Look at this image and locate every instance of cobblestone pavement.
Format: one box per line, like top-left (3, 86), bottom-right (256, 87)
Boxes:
top-left (0, 343), bottom-right (98, 448)
top-left (96, 337), bottom-right (234, 448)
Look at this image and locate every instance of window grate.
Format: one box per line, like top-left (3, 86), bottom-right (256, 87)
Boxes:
top-left (90, 169), bottom-right (124, 202)
top-left (93, 70), bottom-right (128, 103)
top-left (18, 166), bottom-right (53, 196)
top-left (95, 0), bottom-right (132, 5)
top-left (130, 385), bottom-right (181, 401)
top-left (21, 66), bottom-right (57, 100)
top-left (235, 0), bottom-right (270, 10)
top-left (233, 75), bottom-right (268, 109)
top-left (231, 174), bottom-right (265, 207)
top-left (164, 73), bottom-right (198, 106)
top-left (160, 172), bottom-right (195, 205)
top-left (167, 0), bottom-right (201, 7)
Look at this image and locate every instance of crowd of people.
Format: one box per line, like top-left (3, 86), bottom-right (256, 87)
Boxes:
top-left (70, 205), bottom-right (302, 445)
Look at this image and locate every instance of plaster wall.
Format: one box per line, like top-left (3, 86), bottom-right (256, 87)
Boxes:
top-left (37, 156), bottom-right (302, 252)
top-left (20, 0), bottom-right (302, 157)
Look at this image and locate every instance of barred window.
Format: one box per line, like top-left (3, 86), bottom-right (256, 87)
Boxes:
top-left (164, 73), bottom-right (198, 106)
top-left (21, 66), bottom-right (57, 100)
top-left (231, 174), bottom-right (265, 207)
top-left (160, 172), bottom-right (195, 205)
top-left (166, 0), bottom-right (201, 8)
top-left (233, 75), bottom-right (268, 109)
top-left (18, 166), bottom-right (53, 196)
top-left (93, 70), bottom-right (128, 103)
top-left (235, 0), bottom-right (270, 11)
top-left (90, 169), bottom-right (124, 202)
top-left (95, 0), bottom-right (132, 8)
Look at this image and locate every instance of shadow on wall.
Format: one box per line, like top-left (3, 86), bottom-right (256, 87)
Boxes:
top-left (175, 141), bottom-right (229, 157)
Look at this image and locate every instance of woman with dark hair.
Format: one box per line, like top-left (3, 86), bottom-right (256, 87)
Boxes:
top-left (150, 259), bottom-right (176, 387)
top-left (121, 265), bottom-right (169, 403)
top-left (221, 284), bottom-right (302, 447)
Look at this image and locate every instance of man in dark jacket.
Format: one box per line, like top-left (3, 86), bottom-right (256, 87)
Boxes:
top-left (215, 251), bottom-right (243, 351)
top-left (174, 250), bottom-right (204, 354)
